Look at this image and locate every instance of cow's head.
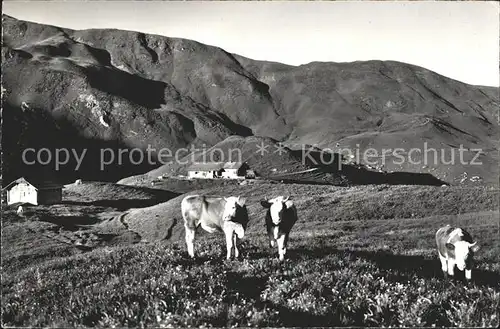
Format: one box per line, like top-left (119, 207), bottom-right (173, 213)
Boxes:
top-left (446, 240), bottom-right (480, 271)
top-left (260, 196), bottom-right (291, 225)
top-left (223, 196), bottom-right (248, 223)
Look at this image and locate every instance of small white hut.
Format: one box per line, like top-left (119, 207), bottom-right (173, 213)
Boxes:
top-left (4, 177), bottom-right (63, 205)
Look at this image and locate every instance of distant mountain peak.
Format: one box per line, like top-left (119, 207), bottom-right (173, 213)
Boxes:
top-left (2, 15), bottom-right (498, 185)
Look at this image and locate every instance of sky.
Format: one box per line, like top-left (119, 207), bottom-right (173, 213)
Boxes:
top-left (3, 1), bottom-right (500, 87)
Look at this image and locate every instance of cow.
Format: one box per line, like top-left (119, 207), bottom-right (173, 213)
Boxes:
top-left (260, 196), bottom-right (298, 261)
top-left (16, 205), bottom-right (23, 215)
top-left (181, 195), bottom-right (248, 260)
top-left (435, 225), bottom-right (480, 280)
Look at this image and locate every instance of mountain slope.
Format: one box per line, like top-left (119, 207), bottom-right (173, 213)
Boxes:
top-left (2, 15), bottom-right (498, 185)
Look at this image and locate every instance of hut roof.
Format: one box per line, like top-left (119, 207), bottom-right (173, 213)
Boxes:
top-left (3, 177), bottom-right (64, 191)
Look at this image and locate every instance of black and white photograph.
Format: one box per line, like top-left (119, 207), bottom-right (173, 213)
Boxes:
top-left (1, 0), bottom-right (499, 327)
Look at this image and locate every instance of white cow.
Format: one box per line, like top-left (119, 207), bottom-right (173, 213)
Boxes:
top-left (181, 195), bottom-right (248, 260)
top-left (435, 225), bottom-right (480, 280)
top-left (260, 196), bottom-right (298, 261)
top-left (16, 205), bottom-right (24, 215)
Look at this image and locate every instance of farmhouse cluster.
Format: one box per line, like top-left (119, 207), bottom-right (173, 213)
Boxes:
top-left (3, 162), bottom-right (256, 206)
top-left (186, 161), bottom-right (255, 179)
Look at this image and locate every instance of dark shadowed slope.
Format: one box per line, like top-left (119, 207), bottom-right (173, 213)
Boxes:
top-left (2, 15), bottom-right (498, 185)
top-left (118, 135), bottom-right (447, 187)
top-left (63, 181), bottom-right (179, 210)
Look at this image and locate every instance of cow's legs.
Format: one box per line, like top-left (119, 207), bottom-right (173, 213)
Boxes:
top-left (447, 259), bottom-right (455, 276)
top-left (439, 254), bottom-right (448, 276)
top-left (233, 234), bottom-right (239, 259)
top-left (268, 232), bottom-right (275, 247)
top-left (185, 225), bottom-right (196, 258)
top-left (270, 226), bottom-right (278, 248)
top-left (225, 229), bottom-right (234, 260)
top-left (277, 234), bottom-right (286, 261)
top-left (283, 234), bottom-right (290, 257)
top-left (465, 269), bottom-right (472, 280)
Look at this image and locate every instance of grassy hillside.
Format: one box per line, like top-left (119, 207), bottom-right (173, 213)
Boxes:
top-left (110, 183), bottom-right (498, 242)
top-left (2, 183), bottom-right (499, 326)
top-left (2, 211), bottom-right (499, 327)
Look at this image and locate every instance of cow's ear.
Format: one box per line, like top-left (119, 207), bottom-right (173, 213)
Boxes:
top-left (470, 242), bottom-right (480, 253)
top-left (260, 200), bottom-right (271, 208)
top-left (445, 243), bottom-right (455, 250)
top-left (282, 196), bottom-right (290, 203)
top-left (238, 197), bottom-right (247, 206)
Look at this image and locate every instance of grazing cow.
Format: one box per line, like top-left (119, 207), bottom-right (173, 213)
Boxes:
top-left (260, 196), bottom-right (298, 261)
top-left (181, 195), bottom-right (248, 260)
top-left (16, 205), bottom-right (23, 215)
top-left (435, 225), bottom-right (480, 280)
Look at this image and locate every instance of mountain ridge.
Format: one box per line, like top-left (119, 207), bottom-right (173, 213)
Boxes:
top-left (2, 14), bottom-right (498, 185)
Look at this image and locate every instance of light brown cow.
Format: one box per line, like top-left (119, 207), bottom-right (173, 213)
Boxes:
top-left (181, 195), bottom-right (248, 260)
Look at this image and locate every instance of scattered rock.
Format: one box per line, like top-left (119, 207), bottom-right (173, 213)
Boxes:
top-left (470, 176), bottom-right (482, 182)
top-left (99, 115), bottom-right (110, 128)
top-left (21, 101), bottom-right (30, 111)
